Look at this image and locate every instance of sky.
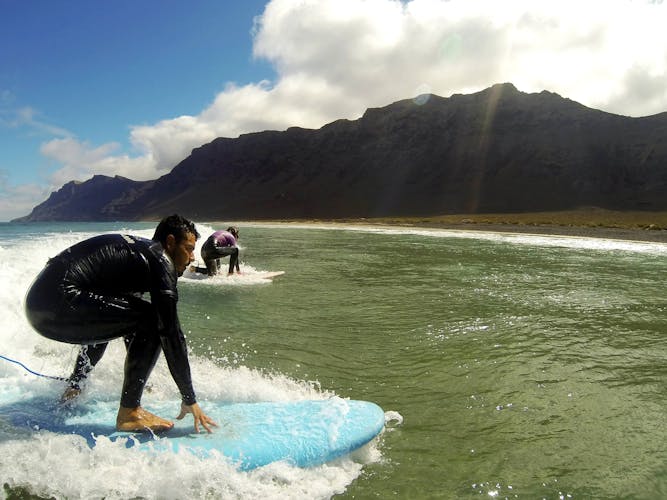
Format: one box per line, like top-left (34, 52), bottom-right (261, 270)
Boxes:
top-left (1, 0), bottom-right (666, 221)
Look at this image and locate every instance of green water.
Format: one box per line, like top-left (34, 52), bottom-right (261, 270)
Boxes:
top-left (178, 225), bottom-right (667, 499)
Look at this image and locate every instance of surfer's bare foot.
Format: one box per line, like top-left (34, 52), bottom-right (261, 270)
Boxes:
top-left (116, 406), bottom-right (174, 432)
top-left (60, 386), bottom-right (81, 403)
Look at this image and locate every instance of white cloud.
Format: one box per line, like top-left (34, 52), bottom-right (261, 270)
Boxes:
top-left (0, 171), bottom-right (51, 221)
top-left (7, 0), bottom-right (667, 220)
top-left (0, 98), bottom-right (72, 138)
top-left (251, 0), bottom-right (667, 117)
top-left (39, 138), bottom-right (157, 187)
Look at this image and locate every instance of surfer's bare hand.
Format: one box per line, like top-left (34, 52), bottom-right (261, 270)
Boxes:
top-left (177, 402), bottom-right (218, 433)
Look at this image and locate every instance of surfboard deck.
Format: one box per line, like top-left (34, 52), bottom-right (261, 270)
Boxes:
top-left (186, 267), bottom-right (285, 281)
top-left (0, 397), bottom-right (385, 470)
top-left (254, 270), bottom-right (285, 279)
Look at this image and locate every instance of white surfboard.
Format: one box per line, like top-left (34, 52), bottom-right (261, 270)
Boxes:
top-left (185, 267), bottom-right (285, 281)
top-left (253, 270), bottom-right (285, 279)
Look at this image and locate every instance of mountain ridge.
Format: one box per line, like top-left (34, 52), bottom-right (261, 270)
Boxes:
top-left (13, 83), bottom-right (667, 222)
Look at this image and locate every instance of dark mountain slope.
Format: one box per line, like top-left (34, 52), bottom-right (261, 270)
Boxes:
top-left (14, 83), bottom-right (667, 222)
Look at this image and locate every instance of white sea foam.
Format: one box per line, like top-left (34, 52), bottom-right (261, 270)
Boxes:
top-left (0, 224), bottom-right (379, 499)
top-left (243, 221), bottom-right (667, 255)
top-left (181, 264), bottom-right (282, 285)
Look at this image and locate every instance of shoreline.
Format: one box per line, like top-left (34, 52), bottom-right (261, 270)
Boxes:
top-left (381, 221), bottom-right (667, 243)
top-left (236, 211), bottom-right (667, 243)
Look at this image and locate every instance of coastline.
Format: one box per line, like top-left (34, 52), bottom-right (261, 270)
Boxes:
top-left (236, 209), bottom-right (667, 243)
top-left (380, 221), bottom-right (667, 243)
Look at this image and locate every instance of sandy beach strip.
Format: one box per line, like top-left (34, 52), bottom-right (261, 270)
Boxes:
top-left (236, 209), bottom-right (667, 243)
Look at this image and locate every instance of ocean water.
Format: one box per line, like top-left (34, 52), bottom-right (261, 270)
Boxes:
top-left (1, 221), bottom-right (667, 499)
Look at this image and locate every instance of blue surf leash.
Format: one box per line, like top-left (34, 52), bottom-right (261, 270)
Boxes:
top-left (0, 354), bottom-right (68, 382)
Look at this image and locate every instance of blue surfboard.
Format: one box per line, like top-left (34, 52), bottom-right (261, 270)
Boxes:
top-left (0, 397), bottom-right (385, 470)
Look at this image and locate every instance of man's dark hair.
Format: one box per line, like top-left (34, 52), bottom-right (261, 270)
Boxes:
top-left (153, 214), bottom-right (200, 245)
top-left (226, 226), bottom-right (239, 239)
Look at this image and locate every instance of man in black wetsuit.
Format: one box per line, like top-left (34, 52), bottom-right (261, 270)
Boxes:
top-left (24, 214), bottom-right (217, 433)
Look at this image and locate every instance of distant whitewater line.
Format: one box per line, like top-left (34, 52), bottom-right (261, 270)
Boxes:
top-left (241, 221), bottom-right (667, 255)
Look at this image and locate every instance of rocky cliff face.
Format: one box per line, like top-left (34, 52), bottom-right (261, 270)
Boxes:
top-left (14, 83), bottom-right (667, 222)
top-left (17, 175), bottom-right (152, 221)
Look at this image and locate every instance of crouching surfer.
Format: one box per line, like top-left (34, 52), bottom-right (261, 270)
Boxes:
top-left (24, 214), bottom-right (217, 434)
top-left (197, 226), bottom-right (241, 276)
